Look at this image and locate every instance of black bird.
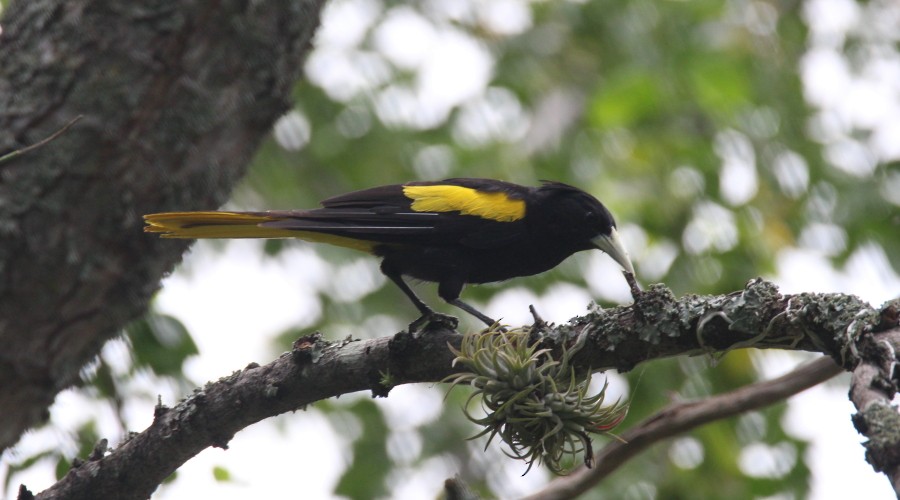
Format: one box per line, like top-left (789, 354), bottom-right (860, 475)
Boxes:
top-left (145, 178), bottom-right (634, 328)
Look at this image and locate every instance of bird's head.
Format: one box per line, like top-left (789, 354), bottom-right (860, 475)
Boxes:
top-left (537, 182), bottom-right (635, 275)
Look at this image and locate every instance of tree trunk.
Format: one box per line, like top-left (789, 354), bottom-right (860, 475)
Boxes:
top-left (0, 0), bottom-right (324, 452)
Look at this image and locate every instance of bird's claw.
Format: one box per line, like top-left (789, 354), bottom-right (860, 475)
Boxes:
top-left (409, 311), bottom-right (459, 333)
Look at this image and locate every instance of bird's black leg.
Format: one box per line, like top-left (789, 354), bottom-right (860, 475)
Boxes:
top-left (381, 265), bottom-right (458, 331)
top-left (438, 280), bottom-right (498, 328)
top-left (447, 298), bottom-right (497, 327)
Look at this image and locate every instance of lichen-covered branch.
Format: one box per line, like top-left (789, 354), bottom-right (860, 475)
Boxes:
top-left (22, 279), bottom-right (888, 499)
top-left (849, 299), bottom-right (900, 496)
top-left (569, 277), bottom-right (875, 372)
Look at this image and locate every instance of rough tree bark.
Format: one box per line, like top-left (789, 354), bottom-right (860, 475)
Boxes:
top-left (0, 0), bottom-right (325, 453)
top-left (21, 279), bottom-right (900, 499)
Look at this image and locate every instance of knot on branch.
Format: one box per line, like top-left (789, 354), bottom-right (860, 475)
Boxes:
top-left (291, 332), bottom-right (327, 364)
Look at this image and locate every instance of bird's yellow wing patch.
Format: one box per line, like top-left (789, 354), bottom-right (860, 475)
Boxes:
top-left (402, 185), bottom-right (525, 222)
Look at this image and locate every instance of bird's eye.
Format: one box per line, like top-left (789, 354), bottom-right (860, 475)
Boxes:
top-left (584, 211), bottom-right (595, 219)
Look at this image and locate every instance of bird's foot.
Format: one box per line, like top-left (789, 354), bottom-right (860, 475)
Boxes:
top-left (408, 311), bottom-right (459, 333)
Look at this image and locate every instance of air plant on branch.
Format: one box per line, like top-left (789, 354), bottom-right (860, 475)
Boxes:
top-left (445, 325), bottom-right (628, 474)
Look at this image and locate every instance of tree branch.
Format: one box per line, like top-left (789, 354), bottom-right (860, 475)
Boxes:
top-left (848, 299), bottom-right (900, 496)
top-left (22, 279), bottom-right (883, 499)
top-left (523, 356), bottom-right (843, 500)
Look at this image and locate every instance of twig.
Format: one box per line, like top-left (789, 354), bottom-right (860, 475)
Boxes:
top-left (0, 115), bottom-right (83, 165)
top-left (623, 271), bottom-right (642, 300)
top-left (529, 304), bottom-right (547, 329)
top-left (524, 356), bottom-right (842, 500)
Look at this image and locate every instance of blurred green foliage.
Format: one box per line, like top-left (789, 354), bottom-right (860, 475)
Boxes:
top-left (127, 313), bottom-right (199, 378)
top-left (332, 399), bottom-right (392, 499)
top-left (7, 0), bottom-right (898, 497)
top-left (244, 0), bottom-right (893, 497)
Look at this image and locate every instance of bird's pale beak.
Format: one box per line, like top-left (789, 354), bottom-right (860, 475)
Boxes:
top-left (591, 227), bottom-right (635, 275)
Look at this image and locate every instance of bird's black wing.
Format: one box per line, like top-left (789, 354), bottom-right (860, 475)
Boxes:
top-left (259, 179), bottom-right (533, 249)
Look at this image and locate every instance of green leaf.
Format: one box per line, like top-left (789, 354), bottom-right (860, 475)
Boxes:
top-left (55, 455), bottom-right (71, 482)
top-left (126, 313), bottom-right (199, 377)
top-left (212, 466), bottom-right (232, 482)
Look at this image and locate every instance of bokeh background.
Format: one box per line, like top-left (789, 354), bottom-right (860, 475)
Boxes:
top-left (3, 0), bottom-right (899, 498)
